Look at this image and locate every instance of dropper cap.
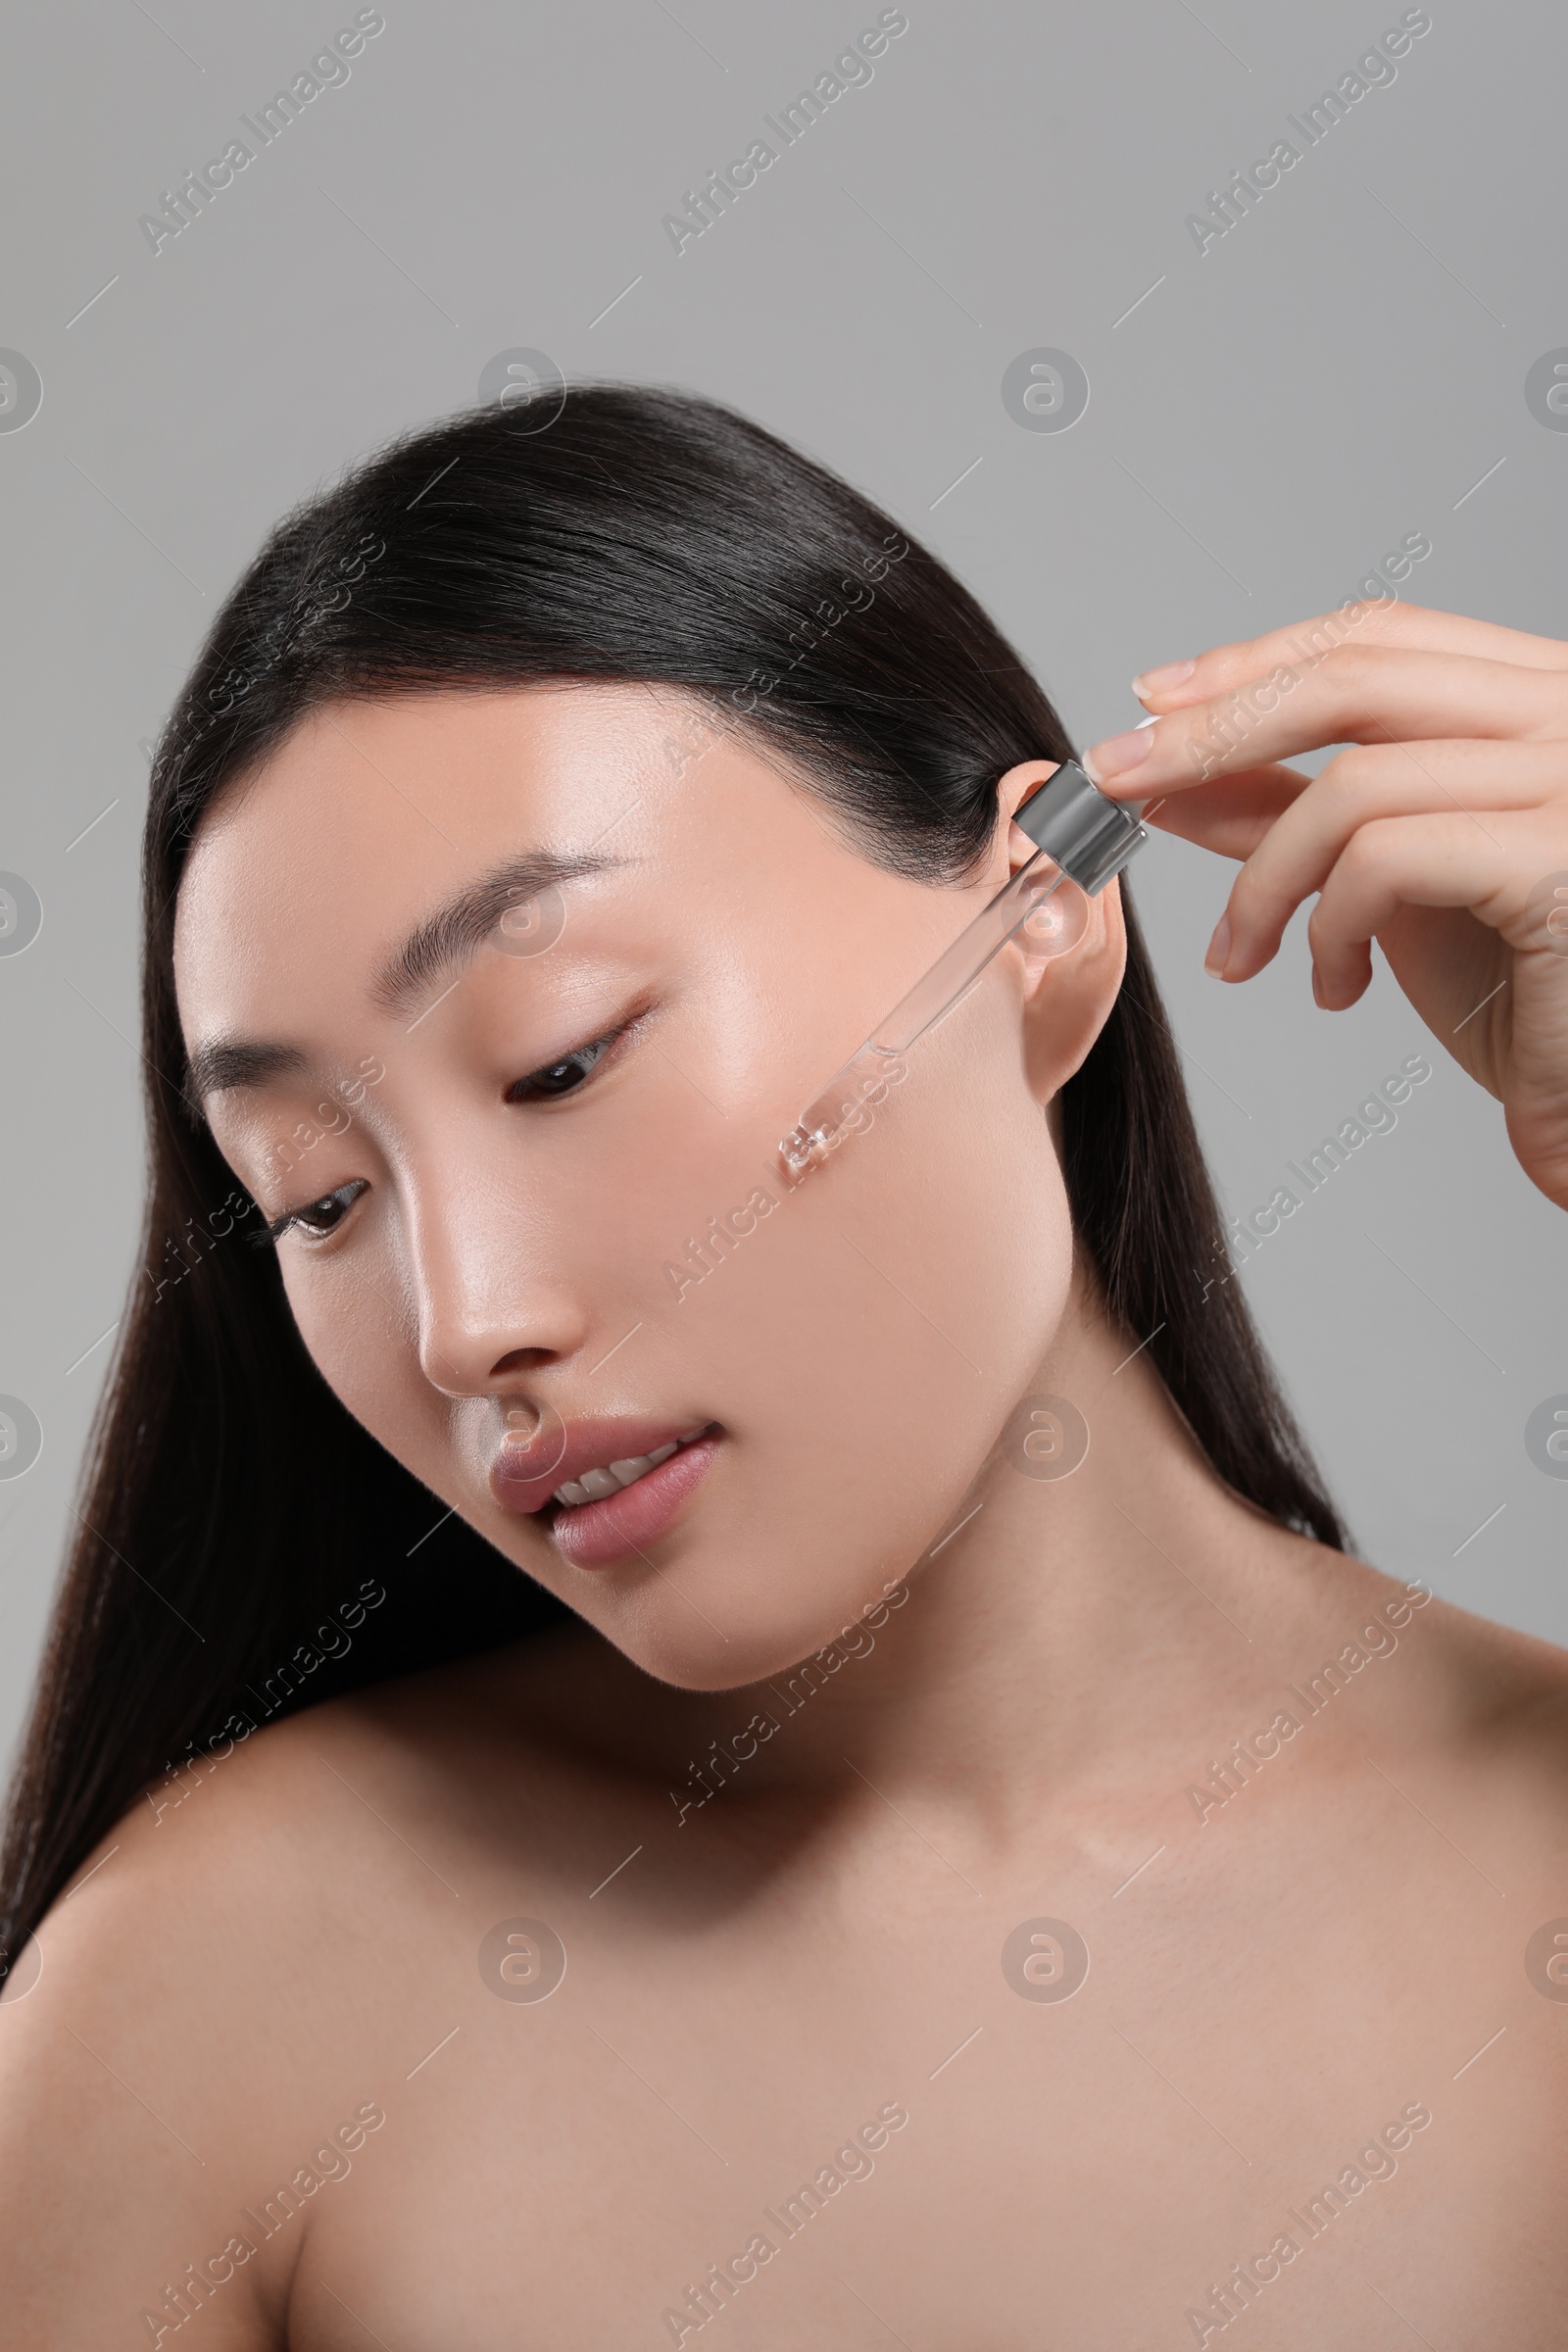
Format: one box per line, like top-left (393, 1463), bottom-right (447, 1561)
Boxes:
top-left (1012, 758), bottom-right (1147, 896)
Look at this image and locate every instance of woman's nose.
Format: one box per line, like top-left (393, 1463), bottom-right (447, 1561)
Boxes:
top-left (405, 1174), bottom-right (590, 1398)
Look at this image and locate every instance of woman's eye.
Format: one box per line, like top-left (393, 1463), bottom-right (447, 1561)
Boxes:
top-left (256, 1179), bottom-right (367, 1248)
top-left (506, 1037), bottom-right (613, 1104)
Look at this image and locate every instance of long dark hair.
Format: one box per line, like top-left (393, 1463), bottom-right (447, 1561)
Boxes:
top-left (0, 383), bottom-right (1348, 1962)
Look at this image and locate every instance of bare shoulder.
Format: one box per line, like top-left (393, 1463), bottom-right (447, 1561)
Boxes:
top-left (1, 1629), bottom-right (573, 2025)
top-left (1235, 1526), bottom-right (1568, 1794)
top-left (1389, 1571), bottom-right (1568, 1749)
top-left (0, 1728), bottom-right (289, 2336)
top-left (1297, 1538), bottom-right (1568, 1807)
top-left (1428, 1582), bottom-right (1568, 1788)
top-left (0, 1648), bottom-right (543, 2346)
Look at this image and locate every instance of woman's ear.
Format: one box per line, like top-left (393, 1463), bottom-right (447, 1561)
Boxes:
top-left (1017, 873), bottom-right (1127, 1103)
top-left (994, 759), bottom-right (1061, 882)
top-left (991, 760), bottom-right (1128, 1104)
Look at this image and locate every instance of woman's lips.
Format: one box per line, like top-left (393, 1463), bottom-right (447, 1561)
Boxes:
top-left (489, 1416), bottom-right (721, 1568)
top-left (549, 1433), bottom-right (721, 1568)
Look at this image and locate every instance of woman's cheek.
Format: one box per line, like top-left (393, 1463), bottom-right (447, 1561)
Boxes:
top-left (282, 1256), bottom-right (433, 1466)
top-left (705, 1009), bottom-right (1070, 1522)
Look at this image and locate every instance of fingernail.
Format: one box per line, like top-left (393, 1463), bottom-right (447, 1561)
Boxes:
top-left (1203, 913), bottom-right (1232, 978)
top-left (1132, 660), bottom-right (1196, 700)
top-left (1082, 726), bottom-right (1156, 786)
top-left (1310, 960), bottom-right (1325, 1006)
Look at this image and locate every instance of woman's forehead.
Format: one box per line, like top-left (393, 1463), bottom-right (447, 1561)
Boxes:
top-left (170, 681), bottom-right (886, 1034)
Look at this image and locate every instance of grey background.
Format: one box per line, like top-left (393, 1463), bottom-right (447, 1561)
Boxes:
top-left (2, 0), bottom-right (1564, 1775)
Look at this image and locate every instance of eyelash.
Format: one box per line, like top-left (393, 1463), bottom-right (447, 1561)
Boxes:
top-left (251, 1181), bottom-right (367, 1250)
top-left (503, 1033), bottom-right (615, 1105)
top-left (252, 1026), bottom-right (624, 1250)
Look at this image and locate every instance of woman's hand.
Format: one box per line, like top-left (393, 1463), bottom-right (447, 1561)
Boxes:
top-left (1082, 601), bottom-right (1568, 1208)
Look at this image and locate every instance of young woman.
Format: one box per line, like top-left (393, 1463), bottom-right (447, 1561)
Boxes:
top-left (2, 384), bottom-right (1565, 2348)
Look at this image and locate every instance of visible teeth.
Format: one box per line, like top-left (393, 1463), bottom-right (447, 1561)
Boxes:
top-left (553, 1439), bottom-right (682, 1510)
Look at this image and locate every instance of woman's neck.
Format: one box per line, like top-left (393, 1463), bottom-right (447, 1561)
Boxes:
top-left (527, 1269), bottom-right (1328, 1855)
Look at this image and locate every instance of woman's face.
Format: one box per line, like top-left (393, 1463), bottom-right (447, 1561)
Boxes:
top-left (173, 685), bottom-right (1121, 1690)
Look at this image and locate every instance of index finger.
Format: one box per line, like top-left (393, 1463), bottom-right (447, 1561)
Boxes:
top-left (1135, 601), bottom-right (1568, 710)
top-left (1083, 636), bottom-right (1565, 800)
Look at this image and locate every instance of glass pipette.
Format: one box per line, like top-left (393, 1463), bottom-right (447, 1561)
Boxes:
top-left (779, 759), bottom-right (1147, 1174)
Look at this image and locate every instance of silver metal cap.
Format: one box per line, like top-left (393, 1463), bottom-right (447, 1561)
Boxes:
top-left (1012, 759), bottom-right (1148, 896)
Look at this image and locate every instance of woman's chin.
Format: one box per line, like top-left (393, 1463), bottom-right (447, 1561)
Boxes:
top-left (591, 1578), bottom-right (901, 1698)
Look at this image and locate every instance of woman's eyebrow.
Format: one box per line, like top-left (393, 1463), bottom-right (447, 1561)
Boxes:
top-left (368, 845), bottom-right (626, 1020)
top-left (183, 1037), bottom-right (313, 1117)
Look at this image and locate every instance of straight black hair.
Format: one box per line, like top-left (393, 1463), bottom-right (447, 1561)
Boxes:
top-left (0, 382), bottom-right (1348, 1966)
